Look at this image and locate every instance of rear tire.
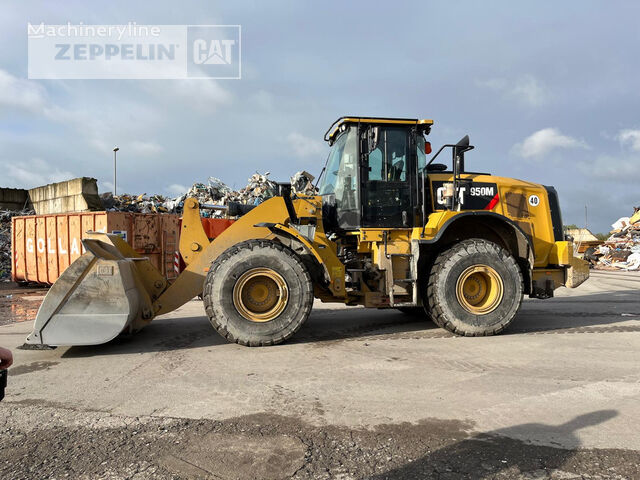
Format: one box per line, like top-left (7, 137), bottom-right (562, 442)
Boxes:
top-left (427, 239), bottom-right (523, 336)
top-left (203, 240), bottom-right (313, 346)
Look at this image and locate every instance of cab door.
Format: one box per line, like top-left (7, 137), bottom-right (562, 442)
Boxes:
top-left (361, 126), bottom-right (414, 227)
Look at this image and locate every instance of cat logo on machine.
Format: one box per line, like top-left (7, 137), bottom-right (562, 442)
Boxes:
top-left (433, 181), bottom-right (499, 211)
top-left (528, 194), bottom-right (540, 207)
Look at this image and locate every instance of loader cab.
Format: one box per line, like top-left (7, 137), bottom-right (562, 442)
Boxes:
top-left (319, 117), bottom-right (433, 231)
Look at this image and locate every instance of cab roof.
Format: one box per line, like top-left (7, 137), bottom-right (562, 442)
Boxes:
top-left (325, 116), bottom-right (434, 143)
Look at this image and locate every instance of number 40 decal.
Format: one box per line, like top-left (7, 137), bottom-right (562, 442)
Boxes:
top-left (528, 195), bottom-right (540, 207)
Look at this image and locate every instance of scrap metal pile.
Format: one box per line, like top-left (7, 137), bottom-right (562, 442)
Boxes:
top-left (99, 192), bottom-right (170, 214)
top-left (1, 171), bottom-right (317, 280)
top-left (587, 207), bottom-right (640, 271)
top-left (0, 209), bottom-right (34, 280)
top-left (99, 171), bottom-right (316, 218)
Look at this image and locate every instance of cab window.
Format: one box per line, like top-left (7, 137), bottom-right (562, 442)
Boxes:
top-left (366, 128), bottom-right (408, 182)
top-left (318, 126), bottom-right (360, 229)
top-left (362, 126), bottom-right (412, 227)
top-left (417, 134), bottom-right (427, 172)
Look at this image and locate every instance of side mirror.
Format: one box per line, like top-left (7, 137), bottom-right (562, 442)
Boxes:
top-left (453, 135), bottom-right (472, 174)
top-left (454, 135), bottom-right (469, 158)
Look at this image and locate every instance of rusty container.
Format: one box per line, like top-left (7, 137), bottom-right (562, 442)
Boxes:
top-left (12, 212), bottom-right (180, 285)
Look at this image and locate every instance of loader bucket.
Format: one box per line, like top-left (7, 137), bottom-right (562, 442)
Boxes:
top-left (25, 233), bottom-right (166, 347)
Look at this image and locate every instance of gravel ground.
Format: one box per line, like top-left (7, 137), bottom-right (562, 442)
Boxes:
top-left (1, 271), bottom-right (639, 479)
top-left (1, 403), bottom-right (638, 480)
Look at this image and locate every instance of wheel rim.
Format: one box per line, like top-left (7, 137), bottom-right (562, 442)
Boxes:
top-left (455, 265), bottom-right (504, 315)
top-left (233, 268), bottom-right (289, 322)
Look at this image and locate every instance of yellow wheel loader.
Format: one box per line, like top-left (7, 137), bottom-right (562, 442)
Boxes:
top-left (25, 116), bottom-right (589, 347)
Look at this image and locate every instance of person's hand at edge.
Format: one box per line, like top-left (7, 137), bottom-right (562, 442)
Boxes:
top-left (0, 346), bottom-right (13, 370)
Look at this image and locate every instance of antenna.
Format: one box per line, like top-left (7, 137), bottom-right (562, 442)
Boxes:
top-left (585, 204), bottom-right (588, 230)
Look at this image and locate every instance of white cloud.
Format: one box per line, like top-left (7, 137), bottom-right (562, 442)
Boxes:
top-left (0, 69), bottom-right (47, 113)
top-left (43, 101), bottom-right (163, 155)
top-left (172, 79), bottom-right (232, 111)
top-left (512, 128), bottom-right (589, 158)
top-left (128, 140), bottom-right (164, 156)
top-left (576, 154), bottom-right (640, 184)
top-left (166, 183), bottom-right (187, 196)
top-left (616, 129), bottom-right (640, 151)
top-left (508, 75), bottom-right (547, 107)
top-left (286, 132), bottom-right (326, 158)
top-left (0, 158), bottom-right (75, 189)
top-left (477, 74), bottom-right (548, 108)
top-left (0, 78), bottom-right (167, 159)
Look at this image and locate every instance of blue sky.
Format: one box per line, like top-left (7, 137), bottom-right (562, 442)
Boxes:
top-left (1, 1), bottom-right (639, 233)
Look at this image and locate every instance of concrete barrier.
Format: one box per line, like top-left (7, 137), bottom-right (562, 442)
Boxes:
top-left (28, 177), bottom-right (103, 215)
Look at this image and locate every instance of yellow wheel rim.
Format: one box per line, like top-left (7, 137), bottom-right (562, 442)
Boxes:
top-left (233, 268), bottom-right (289, 322)
top-left (455, 265), bottom-right (504, 315)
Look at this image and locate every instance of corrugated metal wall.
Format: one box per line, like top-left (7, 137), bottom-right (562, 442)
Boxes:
top-left (12, 212), bottom-right (180, 285)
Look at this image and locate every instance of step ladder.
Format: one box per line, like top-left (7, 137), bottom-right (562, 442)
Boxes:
top-left (386, 252), bottom-right (418, 307)
top-left (162, 230), bottom-right (179, 281)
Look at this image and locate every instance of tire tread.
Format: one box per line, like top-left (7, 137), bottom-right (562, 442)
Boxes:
top-left (427, 239), bottom-right (524, 336)
top-left (203, 239), bottom-right (313, 346)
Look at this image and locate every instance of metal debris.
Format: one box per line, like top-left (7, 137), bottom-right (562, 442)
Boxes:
top-left (235, 172), bottom-right (278, 206)
top-left (1, 209), bottom-right (35, 280)
top-left (591, 207), bottom-right (640, 271)
top-left (291, 171), bottom-right (317, 195)
top-left (101, 172), bottom-right (280, 218)
top-left (100, 192), bottom-right (170, 213)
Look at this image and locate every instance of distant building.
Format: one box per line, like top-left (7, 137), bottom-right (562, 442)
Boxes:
top-left (567, 228), bottom-right (601, 253)
top-left (567, 228), bottom-right (599, 243)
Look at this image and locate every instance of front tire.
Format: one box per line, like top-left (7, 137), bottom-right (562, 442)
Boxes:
top-left (203, 240), bottom-right (314, 346)
top-left (427, 239), bottom-right (523, 336)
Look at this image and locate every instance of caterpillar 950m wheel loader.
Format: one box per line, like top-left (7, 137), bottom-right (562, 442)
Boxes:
top-left (25, 116), bottom-right (589, 347)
